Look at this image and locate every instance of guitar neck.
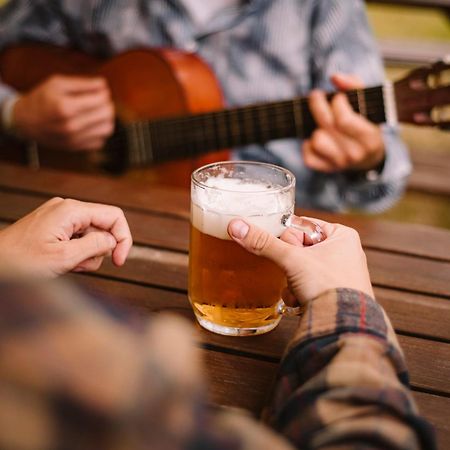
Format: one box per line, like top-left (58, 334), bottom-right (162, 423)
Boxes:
top-left (122, 85), bottom-right (387, 166)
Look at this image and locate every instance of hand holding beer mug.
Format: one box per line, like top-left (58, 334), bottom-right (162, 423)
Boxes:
top-left (188, 161), bottom-right (325, 336)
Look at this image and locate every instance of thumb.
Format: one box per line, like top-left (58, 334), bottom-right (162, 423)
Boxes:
top-left (331, 73), bottom-right (364, 90)
top-left (63, 231), bottom-right (117, 271)
top-left (227, 219), bottom-right (291, 268)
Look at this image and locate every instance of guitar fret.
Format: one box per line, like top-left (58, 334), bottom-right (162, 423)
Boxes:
top-left (142, 122), bottom-right (154, 163)
top-left (257, 105), bottom-right (270, 143)
top-left (130, 86), bottom-right (386, 165)
top-left (229, 109), bottom-right (242, 146)
top-left (204, 113), bottom-right (219, 152)
top-left (241, 106), bottom-right (254, 144)
top-left (292, 99), bottom-right (304, 137)
top-left (215, 111), bottom-right (229, 149)
top-left (133, 122), bottom-right (142, 165)
top-left (127, 123), bottom-right (139, 165)
top-left (356, 89), bottom-right (367, 117)
top-left (137, 122), bottom-right (146, 165)
top-left (274, 103), bottom-right (285, 139)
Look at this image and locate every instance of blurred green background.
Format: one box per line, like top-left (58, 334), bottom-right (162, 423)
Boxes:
top-left (362, 3), bottom-right (450, 229)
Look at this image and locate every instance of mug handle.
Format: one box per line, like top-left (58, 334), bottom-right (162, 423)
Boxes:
top-left (281, 214), bottom-right (325, 246)
top-left (278, 214), bottom-right (326, 316)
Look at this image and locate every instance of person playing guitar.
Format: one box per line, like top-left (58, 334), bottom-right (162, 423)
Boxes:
top-left (0, 0), bottom-right (410, 212)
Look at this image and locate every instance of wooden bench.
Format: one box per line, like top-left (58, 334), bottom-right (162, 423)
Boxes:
top-left (409, 147), bottom-right (450, 197)
top-left (366, 0), bottom-right (450, 12)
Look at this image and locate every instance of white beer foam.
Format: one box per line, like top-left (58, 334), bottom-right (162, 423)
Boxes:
top-left (192, 177), bottom-right (293, 240)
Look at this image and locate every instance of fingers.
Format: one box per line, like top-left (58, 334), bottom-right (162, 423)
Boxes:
top-left (331, 93), bottom-right (376, 142)
top-left (309, 129), bottom-right (348, 170)
top-left (55, 89), bottom-right (115, 150)
top-left (47, 76), bottom-right (114, 151)
top-left (280, 227), bottom-right (305, 246)
top-left (64, 112), bottom-right (115, 151)
top-left (227, 219), bottom-right (293, 270)
top-left (78, 202), bottom-right (133, 266)
top-left (51, 75), bottom-right (109, 94)
top-left (57, 199), bottom-right (132, 266)
top-left (68, 103), bottom-right (115, 133)
top-left (62, 88), bottom-right (113, 117)
top-left (302, 140), bottom-right (336, 172)
top-left (331, 73), bottom-right (364, 90)
top-left (281, 286), bottom-right (298, 307)
top-left (73, 255), bottom-right (105, 273)
top-left (281, 216), bottom-right (330, 247)
top-left (305, 82), bottom-right (384, 172)
top-left (63, 230), bottom-right (116, 273)
top-left (309, 90), bottom-right (334, 129)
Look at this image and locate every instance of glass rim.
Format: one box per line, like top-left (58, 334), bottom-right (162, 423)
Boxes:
top-left (191, 160), bottom-right (295, 195)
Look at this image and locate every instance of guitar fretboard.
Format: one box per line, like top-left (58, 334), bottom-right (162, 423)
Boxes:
top-left (119, 86), bottom-right (386, 166)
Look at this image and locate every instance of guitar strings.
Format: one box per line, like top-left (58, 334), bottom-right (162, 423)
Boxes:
top-left (110, 96), bottom-right (386, 146)
top-left (143, 88), bottom-right (385, 130)
top-left (106, 88), bottom-right (387, 165)
top-left (109, 107), bottom-right (387, 164)
top-left (137, 86), bottom-right (384, 128)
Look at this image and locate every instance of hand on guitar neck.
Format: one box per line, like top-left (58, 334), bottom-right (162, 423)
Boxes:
top-left (11, 74), bottom-right (115, 152)
top-left (304, 73), bottom-right (384, 174)
top-left (8, 70), bottom-right (384, 175)
top-left (1, 44), bottom-right (447, 181)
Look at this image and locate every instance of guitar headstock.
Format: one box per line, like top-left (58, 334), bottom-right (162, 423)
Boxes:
top-left (394, 58), bottom-right (450, 130)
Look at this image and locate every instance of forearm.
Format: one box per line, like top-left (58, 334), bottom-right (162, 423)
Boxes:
top-left (264, 288), bottom-right (435, 450)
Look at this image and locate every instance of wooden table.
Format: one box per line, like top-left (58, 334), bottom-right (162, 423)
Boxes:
top-left (0, 162), bottom-right (449, 449)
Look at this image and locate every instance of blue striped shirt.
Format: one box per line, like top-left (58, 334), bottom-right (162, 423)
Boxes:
top-left (0, 0), bottom-right (411, 212)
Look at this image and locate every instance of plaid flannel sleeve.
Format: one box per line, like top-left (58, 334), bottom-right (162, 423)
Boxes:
top-left (264, 288), bottom-right (436, 449)
top-left (0, 282), bottom-right (435, 450)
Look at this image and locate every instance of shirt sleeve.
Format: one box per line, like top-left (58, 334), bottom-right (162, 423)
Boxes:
top-left (309, 0), bottom-right (412, 213)
top-left (0, 1), bottom-right (69, 109)
top-left (263, 288), bottom-right (436, 449)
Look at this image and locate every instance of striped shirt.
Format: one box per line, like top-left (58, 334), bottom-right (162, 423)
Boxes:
top-left (0, 0), bottom-right (411, 212)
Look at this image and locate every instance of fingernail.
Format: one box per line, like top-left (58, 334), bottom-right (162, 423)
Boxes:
top-left (229, 220), bottom-right (249, 239)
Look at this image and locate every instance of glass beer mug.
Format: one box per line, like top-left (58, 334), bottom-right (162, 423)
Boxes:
top-left (188, 161), bottom-right (324, 336)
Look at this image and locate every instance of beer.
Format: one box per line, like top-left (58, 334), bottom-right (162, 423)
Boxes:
top-left (188, 172), bottom-right (294, 336)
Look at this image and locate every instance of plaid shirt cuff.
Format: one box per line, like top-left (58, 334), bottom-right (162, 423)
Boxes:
top-left (263, 288), bottom-right (435, 450)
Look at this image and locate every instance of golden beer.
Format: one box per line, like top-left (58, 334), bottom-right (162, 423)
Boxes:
top-left (189, 224), bottom-right (286, 332)
top-left (188, 161), bottom-right (295, 336)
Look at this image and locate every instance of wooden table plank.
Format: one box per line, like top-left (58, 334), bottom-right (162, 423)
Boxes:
top-left (75, 275), bottom-right (450, 343)
top-left (0, 190), bottom-right (190, 252)
top-left (0, 161), bottom-right (448, 447)
top-left (92, 241), bottom-right (450, 299)
top-left (2, 208), bottom-right (449, 337)
top-left (1, 164), bottom-right (450, 262)
top-left (308, 210), bottom-right (450, 263)
top-left (366, 249), bottom-right (450, 298)
top-left (398, 335), bottom-right (450, 395)
top-left (203, 349), bottom-right (276, 415)
top-left (0, 163), bottom-right (190, 218)
top-left (413, 392), bottom-right (450, 450)
top-left (375, 287), bottom-right (450, 341)
top-left (73, 275), bottom-right (450, 396)
top-left (205, 348), bottom-right (450, 450)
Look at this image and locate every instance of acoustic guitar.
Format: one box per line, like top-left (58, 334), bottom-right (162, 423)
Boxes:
top-left (0, 44), bottom-right (449, 187)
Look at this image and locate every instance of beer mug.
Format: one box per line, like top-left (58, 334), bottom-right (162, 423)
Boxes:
top-left (188, 161), bottom-right (324, 336)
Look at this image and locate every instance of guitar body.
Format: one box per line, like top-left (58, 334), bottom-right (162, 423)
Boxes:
top-left (0, 44), bottom-right (228, 187)
top-left (1, 44), bottom-right (448, 187)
